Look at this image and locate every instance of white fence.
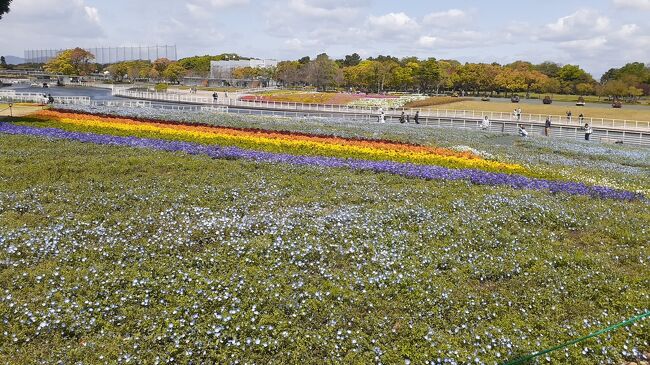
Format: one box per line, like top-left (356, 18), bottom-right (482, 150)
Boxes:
top-left (112, 89), bottom-right (650, 131)
top-left (0, 91), bottom-right (91, 105)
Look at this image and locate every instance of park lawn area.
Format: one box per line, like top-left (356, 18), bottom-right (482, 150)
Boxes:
top-left (419, 100), bottom-right (650, 122)
top-left (0, 103), bottom-right (44, 117)
top-left (526, 93), bottom-right (649, 106)
top-left (0, 110), bottom-right (649, 364)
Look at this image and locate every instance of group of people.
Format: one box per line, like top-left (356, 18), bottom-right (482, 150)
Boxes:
top-left (399, 111), bottom-right (420, 124)
top-left (377, 108), bottom-right (420, 124)
top-left (211, 92), bottom-right (229, 102)
top-left (513, 108), bottom-right (523, 121)
top-left (42, 93), bottom-right (54, 104)
top-left (566, 110), bottom-right (585, 123)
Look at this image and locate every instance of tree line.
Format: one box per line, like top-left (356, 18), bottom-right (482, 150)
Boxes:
top-left (275, 53), bottom-right (649, 99)
top-left (18, 47), bottom-right (650, 99)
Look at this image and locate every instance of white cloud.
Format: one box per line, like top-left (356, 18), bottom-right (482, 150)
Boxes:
top-left (613, 0), bottom-right (650, 10)
top-left (0, 0), bottom-right (105, 39)
top-left (200, 0), bottom-right (250, 8)
top-left (286, 0), bottom-right (365, 20)
top-left (367, 12), bottom-right (419, 31)
top-left (540, 9), bottom-right (610, 41)
top-left (84, 6), bottom-right (100, 25)
top-left (418, 36), bottom-right (438, 47)
top-left (422, 9), bottom-right (470, 28)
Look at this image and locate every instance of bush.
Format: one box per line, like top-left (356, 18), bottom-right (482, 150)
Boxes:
top-left (155, 83), bottom-right (168, 92)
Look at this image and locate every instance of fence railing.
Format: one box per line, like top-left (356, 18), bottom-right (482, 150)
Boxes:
top-left (0, 92), bottom-right (91, 105)
top-left (112, 89), bottom-right (650, 131)
top-left (18, 97), bottom-right (640, 146)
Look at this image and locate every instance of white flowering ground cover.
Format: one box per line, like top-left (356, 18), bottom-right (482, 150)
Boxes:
top-left (347, 95), bottom-right (428, 109)
top-left (0, 107), bottom-right (649, 364)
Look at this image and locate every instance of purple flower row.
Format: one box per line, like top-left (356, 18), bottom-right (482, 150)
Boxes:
top-left (0, 123), bottom-right (642, 201)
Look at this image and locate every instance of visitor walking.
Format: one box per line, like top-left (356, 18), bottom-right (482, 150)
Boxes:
top-left (400, 111), bottom-right (406, 124)
top-left (406, 113), bottom-right (411, 123)
top-left (213, 92), bottom-right (219, 103)
top-left (518, 124), bottom-right (528, 138)
top-left (584, 123), bottom-right (593, 141)
top-left (481, 116), bottom-right (491, 130)
top-left (544, 116), bottom-right (551, 136)
top-left (513, 109), bottom-right (518, 120)
top-left (579, 113), bottom-right (584, 123)
top-left (414, 111), bottom-right (420, 124)
top-left (517, 108), bottom-right (522, 121)
top-left (378, 108), bottom-right (385, 123)
top-left (566, 110), bottom-right (572, 123)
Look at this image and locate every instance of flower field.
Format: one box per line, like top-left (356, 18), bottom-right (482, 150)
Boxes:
top-left (240, 91), bottom-right (427, 109)
top-left (0, 107), bottom-right (649, 364)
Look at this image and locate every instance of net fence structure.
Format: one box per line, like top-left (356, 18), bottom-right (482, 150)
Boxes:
top-left (24, 45), bottom-right (177, 64)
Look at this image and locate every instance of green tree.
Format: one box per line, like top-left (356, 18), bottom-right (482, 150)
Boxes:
top-left (275, 61), bottom-right (303, 87)
top-left (231, 66), bottom-right (261, 79)
top-left (575, 82), bottom-right (595, 96)
top-left (107, 63), bottom-right (129, 82)
top-left (307, 53), bottom-right (339, 91)
top-left (415, 58), bottom-right (440, 93)
top-left (0, 0), bottom-right (11, 19)
top-left (535, 61), bottom-right (561, 78)
top-left (162, 62), bottom-right (186, 83)
top-left (342, 53), bottom-right (362, 67)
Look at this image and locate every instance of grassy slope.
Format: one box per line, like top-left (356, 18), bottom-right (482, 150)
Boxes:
top-left (0, 123), bottom-right (648, 364)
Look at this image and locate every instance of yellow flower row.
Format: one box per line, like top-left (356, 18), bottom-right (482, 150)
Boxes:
top-left (47, 115), bottom-right (527, 174)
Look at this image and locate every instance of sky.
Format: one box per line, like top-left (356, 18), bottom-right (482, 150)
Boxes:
top-left (1, 0), bottom-right (649, 77)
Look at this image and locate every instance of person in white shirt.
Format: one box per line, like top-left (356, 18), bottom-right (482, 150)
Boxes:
top-left (584, 123), bottom-right (593, 141)
top-left (518, 124), bottom-right (528, 137)
top-left (481, 116), bottom-right (490, 130)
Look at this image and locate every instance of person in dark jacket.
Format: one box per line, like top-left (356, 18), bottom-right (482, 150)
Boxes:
top-left (399, 111), bottom-right (406, 124)
top-left (414, 111), bottom-right (420, 124)
top-left (544, 116), bottom-right (551, 136)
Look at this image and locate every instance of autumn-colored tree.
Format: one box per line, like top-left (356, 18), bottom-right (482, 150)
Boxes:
top-left (495, 68), bottom-right (526, 96)
top-left (45, 48), bottom-right (95, 75)
top-left (153, 58), bottom-right (172, 74)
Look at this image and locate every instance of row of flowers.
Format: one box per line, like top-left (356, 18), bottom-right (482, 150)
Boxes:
top-left (28, 110), bottom-right (528, 175)
top-left (347, 95), bottom-right (428, 109)
top-left (0, 122), bottom-right (641, 200)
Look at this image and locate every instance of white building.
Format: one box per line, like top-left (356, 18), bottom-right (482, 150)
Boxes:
top-left (210, 59), bottom-right (278, 79)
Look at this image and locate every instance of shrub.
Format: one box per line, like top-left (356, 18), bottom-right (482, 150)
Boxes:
top-left (155, 83), bottom-right (168, 92)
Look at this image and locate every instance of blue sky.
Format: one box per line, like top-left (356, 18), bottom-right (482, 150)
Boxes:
top-left (1, 0), bottom-right (649, 77)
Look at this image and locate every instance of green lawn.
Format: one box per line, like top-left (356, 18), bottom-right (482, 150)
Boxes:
top-left (0, 117), bottom-right (648, 364)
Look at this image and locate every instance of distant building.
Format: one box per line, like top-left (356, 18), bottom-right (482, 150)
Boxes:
top-left (210, 59), bottom-right (278, 79)
top-left (24, 45), bottom-right (177, 64)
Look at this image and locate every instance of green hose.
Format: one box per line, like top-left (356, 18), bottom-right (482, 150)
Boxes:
top-left (504, 311), bottom-right (650, 365)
